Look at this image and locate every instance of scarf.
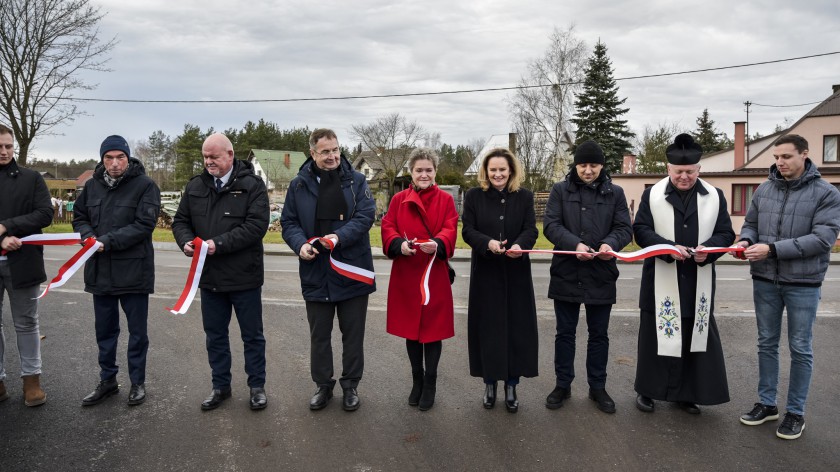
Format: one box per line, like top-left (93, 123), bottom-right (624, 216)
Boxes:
top-left (649, 177), bottom-right (718, 357)
top-left (102, 163), bottom-right (130, 188)
top-left (313, 165), bottom-right (347, 237)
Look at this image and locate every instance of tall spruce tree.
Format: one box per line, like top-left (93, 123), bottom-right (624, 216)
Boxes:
top-left (692, 109), bottom-right (725, 152)
top-left (571, 40), bottom-right (634, 173)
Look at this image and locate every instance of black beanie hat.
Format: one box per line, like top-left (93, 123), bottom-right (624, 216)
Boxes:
top-left (665, 133), bottom-right (702, 165)
top-left (574, 140), bottom-right (605, 165)
top-left (100, 135), bottom-right (131, 160)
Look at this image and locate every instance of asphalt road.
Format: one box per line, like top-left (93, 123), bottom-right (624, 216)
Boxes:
top-left (1, 247), bottom-right (839, 471)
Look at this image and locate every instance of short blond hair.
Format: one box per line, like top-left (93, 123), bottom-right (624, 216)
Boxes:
top-left (478, 147), bottom-right (523, 192)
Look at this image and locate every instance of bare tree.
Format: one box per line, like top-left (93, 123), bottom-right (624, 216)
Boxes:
top-left (507, 25), bottom-right (587, 190)
top-left (0, 0), bottom-right (115, 165)
top-left (350, 113), bottom-right (425, 198)
top-left (633, 122), bottom-right (685, 174)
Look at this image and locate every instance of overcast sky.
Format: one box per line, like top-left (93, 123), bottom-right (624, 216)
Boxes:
top-left (26, 0), bottom-right (840, 162)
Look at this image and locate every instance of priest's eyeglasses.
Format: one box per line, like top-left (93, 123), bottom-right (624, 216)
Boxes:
top-left (317, 148), bottom-right (340, 157)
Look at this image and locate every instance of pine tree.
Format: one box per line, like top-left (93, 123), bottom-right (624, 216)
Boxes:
top-left (571, 40), bottom-right (635, 173)
top-left (692, 109), bottom-right (725, 152)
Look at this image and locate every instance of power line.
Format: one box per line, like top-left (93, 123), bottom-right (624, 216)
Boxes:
top-left (56, 51), bottom-right (840, 104)
top-left (751, 100), bottom-right (823, 108)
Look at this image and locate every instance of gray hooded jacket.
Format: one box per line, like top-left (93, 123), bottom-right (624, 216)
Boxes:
top-left (740, 159), bottom-right (840, 285)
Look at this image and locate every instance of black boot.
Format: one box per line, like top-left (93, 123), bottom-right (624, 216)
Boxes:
top-left (408, 369), bottom-right (424, 406)
top-left (418, 374), bottom-right (436, 411)
top-left (504, 384), bottom-right (519, 413)
top-left (483, 382), bottom-right (497, 409)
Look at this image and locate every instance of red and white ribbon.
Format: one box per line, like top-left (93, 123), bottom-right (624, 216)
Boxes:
top-left (508, 244), bottom-right (745, 262)
top-left (306, 236), bottom-right (375, 285)
top-left (35, 237), bottom-right (102, 299)
top-left (410, 238), bottom-right (437, 306)
top-left (166, 237), bottom-right (209, 315)
top-left (1, 232), bottom-right (82, 255)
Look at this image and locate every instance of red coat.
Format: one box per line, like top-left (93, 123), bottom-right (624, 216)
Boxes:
top-left (381, 185), bottom-right (458, 342)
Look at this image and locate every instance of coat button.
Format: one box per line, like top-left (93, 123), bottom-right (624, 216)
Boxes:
top-left (499, 215), bottom-right (504, 220)
top-left (683, 224), bottom-right (688, 228)
top-left (501, 199), bottom-right (505, 203)
top-left (581, 207), bottom-right (587, 211)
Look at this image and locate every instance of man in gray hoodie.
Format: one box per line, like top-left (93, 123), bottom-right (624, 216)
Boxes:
top-left (736, 134), bottom-right (840, 440)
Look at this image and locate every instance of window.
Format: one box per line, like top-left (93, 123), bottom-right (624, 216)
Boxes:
top-left (824, 135), bottom-right (839, 163)
top-left (732, 184), bottom-right (759, 216)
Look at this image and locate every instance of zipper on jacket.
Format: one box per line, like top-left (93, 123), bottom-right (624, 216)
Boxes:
top-left (774, 185), bottom-right (791, 285)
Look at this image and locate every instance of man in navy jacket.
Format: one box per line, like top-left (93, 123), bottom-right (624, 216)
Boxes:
top-left (281, 128), bottom-right (376, 412)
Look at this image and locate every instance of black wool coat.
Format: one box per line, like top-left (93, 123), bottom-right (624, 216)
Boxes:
top-left (632, 178), bottom-right (735, 404)
top-left (73, 159), bottom-right (161, 295)
top-left (172, 159), bottom-right (269, 292)
top-left (0, 160), bottom-right (53, 289)
top-left (543, 171), bottom-right (632, 304)
top-left (462, 187), bottom-right (539, 380)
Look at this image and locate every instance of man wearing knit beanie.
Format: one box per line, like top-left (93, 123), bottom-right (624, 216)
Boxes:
top-left (543, 139), bottom-right (632, 414)
top-left (73, 134), bottom-right (160, 407)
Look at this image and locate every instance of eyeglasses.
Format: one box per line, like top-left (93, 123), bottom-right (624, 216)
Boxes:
top-left (316, 147), bottom-right (340, 157)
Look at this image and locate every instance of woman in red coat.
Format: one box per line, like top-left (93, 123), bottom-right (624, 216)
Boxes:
top-left (381, 147), bottom-right (458, 411)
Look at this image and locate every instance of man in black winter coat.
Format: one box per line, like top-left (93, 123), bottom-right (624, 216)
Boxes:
top-left (172, 133), bottom-right (270, 412)
top-left (543, 140), bottom-right (632, 414)
top-left (73, 135), bottom-right (161, 407)
top-left (0, 124), bottom-right (53, 407)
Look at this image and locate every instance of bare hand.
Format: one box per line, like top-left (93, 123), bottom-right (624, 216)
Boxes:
top-left (417, 241), bottom-right (437, 255)
top-left (693, 244), bottom-right (708, 263)
top-left (596, 244), bottom-right (614, 260)
top-left (401, 240), bottom-right (417, 256)
top-left (299, 242), bottom-right (319, 261)
top-left (0, 236), bottom-right (22, 252)
top-left (488, 239), bottom-right (507, 255)
top-left (322, 233), bottom-right (339, 246)
top-left (576, 242), bottom-right (594, 261)
top-left (744, 243), bottom-right (770, 261)
top-left (733, 240), bottom-right (749, 260)
top-left (673, 245), bottom-right (690, 261)
top-left (183, 241), bottom-right (195, 257)
top-left (506, 243), bottom-right (523, 259)
top-left (206, 239), bottom-right (216, 256)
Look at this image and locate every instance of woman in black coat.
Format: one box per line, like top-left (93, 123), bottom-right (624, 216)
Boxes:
top-left (462, 148), bottom-right (538, 413)
top-left (542, 141), bottom-right (632, 414)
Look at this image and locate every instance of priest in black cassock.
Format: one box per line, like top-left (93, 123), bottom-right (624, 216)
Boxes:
top-left (632, 134), bottom-right (735, 414)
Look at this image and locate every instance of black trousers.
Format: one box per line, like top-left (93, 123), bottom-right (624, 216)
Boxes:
top-left (200, 288), bottom-right (266, 389)
top-left (93, 293), bottom-right (149, 385)
top-left (553, 300), bottom-right (611, 390)
top-left (305, 294), bottom-right (368, 390)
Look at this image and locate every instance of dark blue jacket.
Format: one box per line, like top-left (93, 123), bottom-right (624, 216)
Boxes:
top-left (281, 155), bottom-right (376, 302)
top-left (73, 158), bottom-right (161, 295)
top-left (0, 159), bottom-right (53, 289)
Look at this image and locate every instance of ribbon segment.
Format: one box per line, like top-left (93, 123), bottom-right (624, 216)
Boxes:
top-left (35, 237), bottom-right (102, 299)
top-left (508, 244), bottom-right (744, 261)
top-left (166, 237), bottom-right (209, 315)
top-left (408, 238), bottom-right (437, 306)
top-left (1, 232), bottom-right (82, 255)
top-left (306, 236), bottom-right (375, 286)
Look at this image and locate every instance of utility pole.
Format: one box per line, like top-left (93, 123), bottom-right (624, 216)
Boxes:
top-left (744, 101), bottom-right (752, 162)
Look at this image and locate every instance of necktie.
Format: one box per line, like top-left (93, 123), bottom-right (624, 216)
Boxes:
top-left (215, 178), bottom-right (223, 192)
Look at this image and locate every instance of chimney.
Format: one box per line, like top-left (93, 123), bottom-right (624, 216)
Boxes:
top-left (833, 84), bottom-right (840, 94)
top-left (508, 133), bottom-right (517, 152)
top-left (284, 153), bottom-right (290, 169)
top-left (622, 154), bottom-right (637, 174)
top-left (734, 121), bottom-right (746, 169)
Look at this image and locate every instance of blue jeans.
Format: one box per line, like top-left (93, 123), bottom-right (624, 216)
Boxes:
top-left (753, 279), bottom-right (820, 416)
top-left (200, 288), bottom-right (266, 389)
top-left (0, 260), bottom-right (42, 380)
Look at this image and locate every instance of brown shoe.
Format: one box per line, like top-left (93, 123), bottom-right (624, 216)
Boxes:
top-left (22, 374), bottom-right (46, 407)
top-left (0, 380), bottom-right (9, 402)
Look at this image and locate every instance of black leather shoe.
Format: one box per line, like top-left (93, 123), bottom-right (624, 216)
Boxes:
top-left (679, 402), bottom-right (701, 415)
top-left (483, 383), bottom-right (497, 409)
top-left (250, 387), bottom-right (267, 410)
top-left (589, 388), bottom-right (616, 414)
top-left (636, 394), bottom-right (655, 413)
top-left (201, 387), bottom-right (232, 411)
top-left (545, 386), bottom-right (571, 410)
top-left (504, 384), bottom-right (519, 413)
top-left (309, 386), bottom-right (333, 411)
top-left (82, 378), bottom-right (119, 406)
top-left (343, 388), bottom-right (360, 412)
top-left (127, 384), bottom-right (146, 406)
top-left (418, 374), bottom-right (437, 411)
